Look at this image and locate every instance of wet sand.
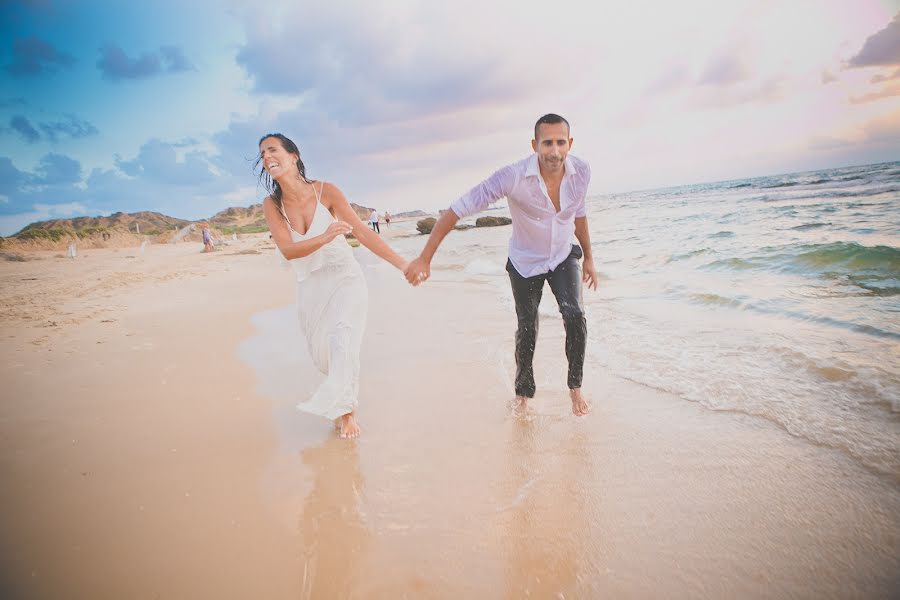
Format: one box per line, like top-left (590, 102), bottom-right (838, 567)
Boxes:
top-left (1, 236), bottom-right (898, 598)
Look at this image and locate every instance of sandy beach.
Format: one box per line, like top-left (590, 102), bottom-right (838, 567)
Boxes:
top-left (1, 229), bottom-right (898, 599)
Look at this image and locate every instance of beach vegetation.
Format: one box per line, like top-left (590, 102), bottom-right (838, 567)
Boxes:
top-left (16, 228), bottom-right (73, 242)
top-left (217, 224), bottom-right (270, 235)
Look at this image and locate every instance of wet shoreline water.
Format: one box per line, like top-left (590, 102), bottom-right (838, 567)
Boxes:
top-left (238, 255), bottom-right (900, 598)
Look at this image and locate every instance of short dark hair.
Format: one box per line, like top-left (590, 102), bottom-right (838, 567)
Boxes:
top-left (534, 113), bottom-right (570, 140)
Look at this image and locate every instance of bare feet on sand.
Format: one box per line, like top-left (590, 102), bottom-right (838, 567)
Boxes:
top-left (570, 388), bottom-right (591, 417)
top-left (339, 412), bottom-right (361, 439)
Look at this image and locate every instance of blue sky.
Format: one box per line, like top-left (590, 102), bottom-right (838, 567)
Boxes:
top-left (1, 0), bottom-right (899, 235)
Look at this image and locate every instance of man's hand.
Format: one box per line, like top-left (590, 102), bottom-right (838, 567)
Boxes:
top-left (582, 257), bottom-right (598, 291)
top-left (405, 256), bottom-right (431, 286)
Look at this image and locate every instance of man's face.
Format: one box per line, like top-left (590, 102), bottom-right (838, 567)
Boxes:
top-left (532, 122), bottom-right (572, 175)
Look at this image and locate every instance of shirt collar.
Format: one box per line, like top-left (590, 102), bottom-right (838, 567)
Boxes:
top-left (525, 153), bottom-right (578, 179)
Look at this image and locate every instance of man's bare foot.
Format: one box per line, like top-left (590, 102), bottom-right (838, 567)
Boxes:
top-left (511, 395), bottom-right (529, 415)
top-left (570, 388), bottom-right (591, 417)
top-left (340, 412), bottom-right (361, 439)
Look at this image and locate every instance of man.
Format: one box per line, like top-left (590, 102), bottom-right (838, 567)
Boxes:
top-left (369, 209), bottom-right (381, 233)
top-left (405, 114), bottom-right (597, 416)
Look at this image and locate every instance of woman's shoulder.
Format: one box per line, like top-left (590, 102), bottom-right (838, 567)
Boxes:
top-left (318, 180), bottom-right (348, 206)
top-left (261, 195), bottom-right (281, 216)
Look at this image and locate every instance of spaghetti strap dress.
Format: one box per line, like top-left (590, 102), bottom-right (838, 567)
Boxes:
top-left (277, 182), bottom-right (368, 420)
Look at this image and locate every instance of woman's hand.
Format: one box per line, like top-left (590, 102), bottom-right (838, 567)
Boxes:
top-left (323, 221), bottom-right (353, 241)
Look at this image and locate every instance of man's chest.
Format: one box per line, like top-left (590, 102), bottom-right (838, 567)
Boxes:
top-left (511, 178), bottom-right (573, 217)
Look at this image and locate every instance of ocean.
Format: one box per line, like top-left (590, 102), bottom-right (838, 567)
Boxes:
top-left (388, 160), bottom-right (900, 481)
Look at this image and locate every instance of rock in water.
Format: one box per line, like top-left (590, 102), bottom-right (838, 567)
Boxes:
top-left (475, 216), bottom-right (512, 227)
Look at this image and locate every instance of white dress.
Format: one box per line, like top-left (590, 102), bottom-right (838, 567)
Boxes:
top-left (277, 183), bottom-right (368, 420)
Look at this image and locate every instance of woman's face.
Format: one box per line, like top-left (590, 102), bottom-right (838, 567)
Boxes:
top-left (259, 137), bottom-right (298, 179)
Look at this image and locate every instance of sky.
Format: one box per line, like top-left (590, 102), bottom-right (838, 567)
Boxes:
top-left (0, 0), bottom-right (899, 235)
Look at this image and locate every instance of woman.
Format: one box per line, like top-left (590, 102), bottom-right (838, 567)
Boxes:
top-left (257, 133), bottom-right (408, 438)
top-left (201, 222), bottom-right (214, 252)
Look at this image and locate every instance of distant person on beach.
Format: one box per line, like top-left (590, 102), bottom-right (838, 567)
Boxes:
top-left (201, 223), bottom-right (214, 252)
top-left (405, 113), bottom-right (598, 417)
top-left (257, 133), bottom-right (409, 438)
top-left (369, 209), bottom-right (381, 233)
top-left (384, 212), bottom-right (392, 227)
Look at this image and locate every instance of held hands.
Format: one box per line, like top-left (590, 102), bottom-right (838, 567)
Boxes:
top-left (404, 256), bottom-right (431, 286)
top-left (582, 257), bottom-right (599, 291)
top-left (324, 220), bottom-right (353, 241)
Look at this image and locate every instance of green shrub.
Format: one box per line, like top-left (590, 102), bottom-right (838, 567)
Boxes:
top-left (16, 228), bottom-right (71, 242)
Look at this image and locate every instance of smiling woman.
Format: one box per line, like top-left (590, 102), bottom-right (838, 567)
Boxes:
top-left (255, 132), bottom-right (409, 439)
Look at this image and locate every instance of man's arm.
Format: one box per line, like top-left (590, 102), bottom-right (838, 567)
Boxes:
top-left (405, 210), bottom-right (459, 285)
top-left (406, 164), bottom-right (516, 286)
top-left (574, 216), bottom-right (598, 291)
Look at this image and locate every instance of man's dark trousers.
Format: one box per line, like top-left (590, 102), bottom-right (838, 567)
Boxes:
top-left (505, 244), bottom-right (587, 398)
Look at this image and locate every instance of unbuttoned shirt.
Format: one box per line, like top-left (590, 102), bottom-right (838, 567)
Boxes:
top-left (450, 153), bottom-right (591, 278)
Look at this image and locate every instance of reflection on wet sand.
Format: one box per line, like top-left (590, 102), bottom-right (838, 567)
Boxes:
top-left (499, 415), bottom-right (597, 598)
top-left (297, 439), bottom-right (368, 599)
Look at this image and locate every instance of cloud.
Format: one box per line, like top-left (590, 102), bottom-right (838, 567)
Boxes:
top-left (97, 44), bottom-right (195, 81)
top-left (0, 157), bottom-right (27, 196)
top-left (2, 0), bottom-right (53, 12)
top-left (33, 153), bottom-right (81, 185)
top-left (39, 114), bottom-right (99, 142)
top-left (234, 4), bottom-right (538, 128)
top-left (9, 115), bottom-right (40, 142)
top-left (691, 77), bottom-right (784, 110)
top-left (3, 113), bottom-right (99, 143)
top-left (0, 97), bottom-right (28, 108)
top-left (808, 135), bottom-right (852, 151)
top-left (0, 145), bottom-right (236, 235)
top-left (645, 64), bottom-right (693, 95)
top-left (850, 81), bottom-right (900, 104)
top-left (5, 35), bottom-right (75, 76)
top-left (32, 201), bottom-right (88, 216)
top-left (848, 13), bottom-right (900, 68)
top-left (0, 202), bottom-right (89, 237)
top-left (809, 109), bottom-right (900, 154)
top-left (114, 139), bottom-right (216, 185)
top-left (871, 67), bottom-right (900, 83)
top-left (821, 70), bottom-right (837, 84)
top-left (861, 109), bottom-right (900, 143)
top-left (645, 47), bottom-right (753, 98)
top-left (698, 49), bottom-right (750, 86)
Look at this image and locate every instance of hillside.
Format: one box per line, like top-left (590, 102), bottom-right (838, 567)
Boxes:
top-left (15, 211), bottom-right (191, 238)
top-left (3, 200), bottom-right (378, 251)
top-left (208, 201), bottom-right (374, 233)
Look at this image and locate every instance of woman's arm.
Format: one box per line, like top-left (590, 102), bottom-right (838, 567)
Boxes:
top-left (322, 184), bottom-right (409, 271)
top-left (263, 197), bottom-right (351, 260)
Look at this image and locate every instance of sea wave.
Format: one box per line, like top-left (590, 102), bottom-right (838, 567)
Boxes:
top-left (703, 242), bottom-right (900, 278)
top-left (789, 242), bottom-right (900, 274)
top-left (789, 222), bottom-right (831, 231)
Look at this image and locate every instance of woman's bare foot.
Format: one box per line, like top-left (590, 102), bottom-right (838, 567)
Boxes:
top-left (339, 412), bottom-right (361, 439)
top-left (570, 388), bottom-right (591, 417)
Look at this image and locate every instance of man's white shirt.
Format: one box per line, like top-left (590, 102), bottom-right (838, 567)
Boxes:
top-left (450, 153), bottom-right (591, 277)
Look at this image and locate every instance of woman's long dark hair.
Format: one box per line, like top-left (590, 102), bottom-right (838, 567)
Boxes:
top-left (255, 133), bottom-right (312, 220)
